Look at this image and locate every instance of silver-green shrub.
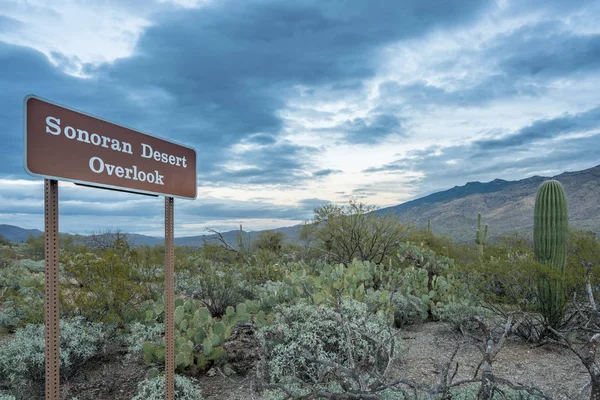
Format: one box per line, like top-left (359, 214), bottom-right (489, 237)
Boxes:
top-left (0, 317), bottom-right (112, 390)
top-left (16, 259), bottom-right (45, 274)
top-left (0, 266), bottom-right (44, 331)
top-left (125, 322), bottom-right (164, 357)
top-left (131, 374), bottom-right (203, 400)
top-left (258, 299), bottom-right (402, 397)
top-left (436, 302), bottom-right (491, 332)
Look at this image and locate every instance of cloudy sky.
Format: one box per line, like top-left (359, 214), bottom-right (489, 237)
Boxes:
top-left (1, 0), bottom-right (599, 237)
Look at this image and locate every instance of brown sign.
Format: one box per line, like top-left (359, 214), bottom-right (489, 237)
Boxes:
top-left (24, 95), bottom-right (197, 199)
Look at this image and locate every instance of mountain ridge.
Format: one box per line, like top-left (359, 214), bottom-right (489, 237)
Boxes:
top-left (2, 164), bottom-right (599, 245)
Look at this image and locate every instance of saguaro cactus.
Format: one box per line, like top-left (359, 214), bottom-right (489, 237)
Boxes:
top-left (534, 180), bottom-right (569, 328)
top-left (475, 213), bottom-right (488, 258)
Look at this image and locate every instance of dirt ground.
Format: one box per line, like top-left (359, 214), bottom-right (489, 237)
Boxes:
top-left (1, 321), bottom-right (593, 400)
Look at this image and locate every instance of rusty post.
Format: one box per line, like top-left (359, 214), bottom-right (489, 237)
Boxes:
top-left (44, 179), bottom-right (60, 400)
top-left (164, 196), bottom-right (175, 400)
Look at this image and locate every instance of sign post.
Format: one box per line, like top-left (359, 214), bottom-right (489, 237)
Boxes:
top-left (44, 179), bottom-right (60, 400)
top-left (24, 95), bottom-right (197, 400)
top-left (164, 196), bottom-right (175, 400)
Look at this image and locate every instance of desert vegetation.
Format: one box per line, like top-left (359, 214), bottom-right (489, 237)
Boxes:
top-left (1, 182), bottom-right (600, 399)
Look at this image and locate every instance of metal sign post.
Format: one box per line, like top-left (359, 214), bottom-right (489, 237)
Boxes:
top-left (25, 96), bottom-right (195, 400)
top-left (44, 179), bottom-right (60, 400)
top-left (164, 197), bottom-right (175, 400)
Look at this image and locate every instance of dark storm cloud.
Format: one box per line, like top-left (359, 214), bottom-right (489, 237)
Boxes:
top-left (178, 196), bottom-right (328, 221)
top-left (495, 24), bottom-right (600, 79)
top-left (363, 108), bottom-right (600, 193)
top-left (476, 106), bottom-right (600, 150)
top-left (203, 141), bottom-right (319, 185)
top-left (312, 169), bottom-right (342, 178)
top-left (0, 0), bottom-right (493, 179)
top-left (378, 75), bottom-right (544, 109)
top-left (377, 20), bottom-right (600, 109)
top-left (339, 113), bottom-right (406, 144)
top-left (88, 0), bottom-right (493, 145)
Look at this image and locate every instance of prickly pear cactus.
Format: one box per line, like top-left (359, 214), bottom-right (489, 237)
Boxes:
top-left (141, 300), bottom-right (254, 372)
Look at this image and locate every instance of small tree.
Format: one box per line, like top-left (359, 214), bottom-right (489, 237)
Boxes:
top-left (253, 231), bottom-right (285, 254)
top-left (0, 234), bottom-right (10, 246)
top-left (569, 229), bottom-right (600, 311)
top-left (25, 233), bottom-right (45, 260)
top-left (311, 200), bottom-right (408, 266)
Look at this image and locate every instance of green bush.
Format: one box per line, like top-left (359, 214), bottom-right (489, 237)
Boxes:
top-left (175, 264), bottom-right (254, 318)
top-left (364, 290), bottom-right (428, 328)
top-left (0, 247), bottom-right (17, 269)
top-left (258, 299), bottom-right (401, 396)
top-left (0, 317), bottom-right (112, 392)
top-left (131, 375), bottom-right (203, 400)
top-left (391, 293), bottom-right (429, 328)
top-left (62, 244), bottom-right (158, 326)
top-left (435, 301), bottom-right (491, 332)
top-left (16, 259), bottom-right (45, 274)
top-left (0, 266), bottom-right (44, 332)
top-left (125, 322), bottom-right (165, 356)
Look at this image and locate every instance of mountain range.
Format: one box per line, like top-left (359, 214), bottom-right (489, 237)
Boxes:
top-left (1, 164), bottom-right (599, 246)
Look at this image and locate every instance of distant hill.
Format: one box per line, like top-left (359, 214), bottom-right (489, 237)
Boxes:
top-left (0, 224), bottom-right (43, 243)
top-left (2, 164), bottom-right (598, 246)
top-left (0, 223), bottom-right (302, 249)
top-left (377, 164), bottom-right (600, 242)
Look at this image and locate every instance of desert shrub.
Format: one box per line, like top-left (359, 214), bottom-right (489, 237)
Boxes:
top-left (0, 247), bottom-right (17, 269)
top-left (0, 267), bottom-right (44, 331)
top-left (400, 266), bottom-right (477, 318)
top-left (258, 298), bottom-right (401, 396)
top-left (364, 290), bottom-right (428, 328)
top-left (132, 374), bottom-right (203, 400)
top-left (24, 233), bottom-right (44, 260)
top-left (391, 293), bottom-right (429, 328)
top-left (436, 302), bottom-right (492, 333)
top-left (0, 317), bottom-right (112, 393)
top-left (448, 384), bottom-right (546, 399)
top-left (0, 234), bottom-right (10, 246)
top-left (309, 200), bottom-right (409, 266)
top-left (393, 294), bottom-right (429, 327)
top-left (62, 243), bottom-right (158, 326)
top-left (125, 322), bottom-right (165, 355)
top-left (16, 259), bottom-right (45, 274)
top-left (175, 264), bottom-right (254, 318)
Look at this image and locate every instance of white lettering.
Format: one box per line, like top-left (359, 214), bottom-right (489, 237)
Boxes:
top-left (155, 172), bottom-right (164, 185)
top-left (89, 157), bottom-right (104, 173)
top-left (141, 143), bottom-right (153, 158)
top-left (90, 133), bottom-right (101, 146)
top-left (45, 116), bottom-right (61, 135)
top-left (122, 142), bottom-right (132, 154)
top-left (77, 129), bottom-right (90, 143)
top-left (64, 126), bottom-right (76, 139)
top-left (88, 157), bottom-right (165, 186)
